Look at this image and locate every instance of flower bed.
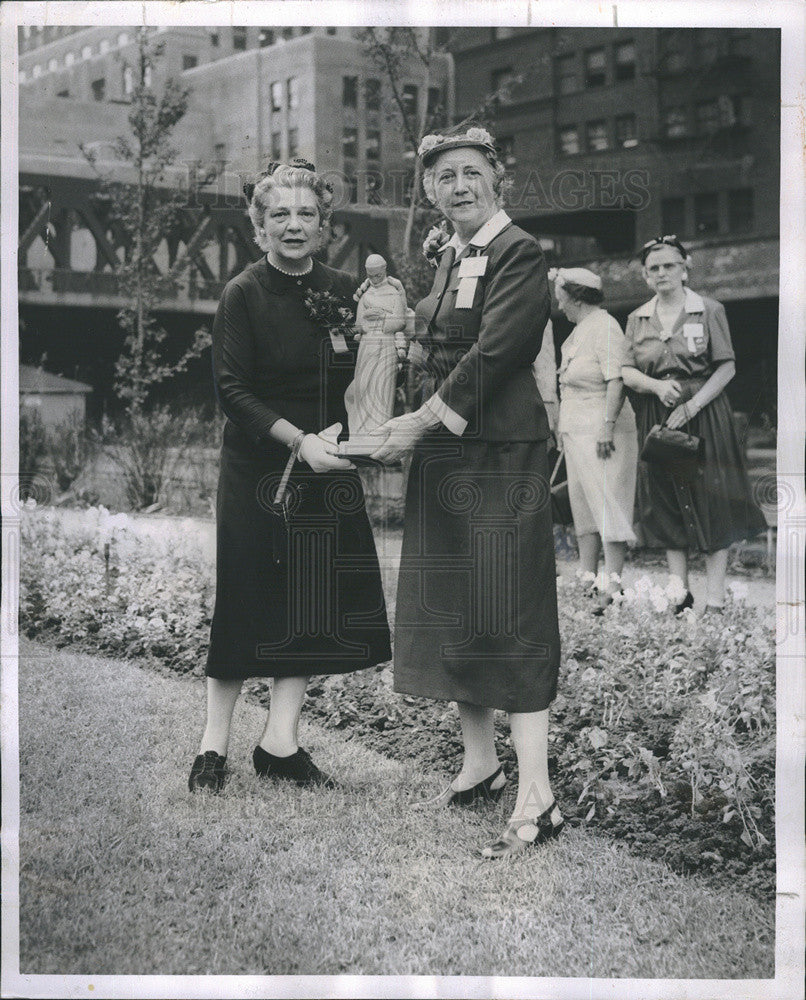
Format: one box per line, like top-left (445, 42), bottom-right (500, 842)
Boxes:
top-left (19, 506), bottom-right (774, 897)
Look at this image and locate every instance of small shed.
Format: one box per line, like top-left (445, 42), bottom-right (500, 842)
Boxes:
top-left (19, 364), bottom-right (92, 429)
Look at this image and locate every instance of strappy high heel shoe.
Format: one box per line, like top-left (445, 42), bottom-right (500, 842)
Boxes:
top-left (480, 801), bottom-right (565, 859)
top-left (415, 765), bottom-right (506, 808)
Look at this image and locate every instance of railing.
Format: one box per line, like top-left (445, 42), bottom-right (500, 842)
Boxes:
top-left (18, 267), bottom-right (226, 304)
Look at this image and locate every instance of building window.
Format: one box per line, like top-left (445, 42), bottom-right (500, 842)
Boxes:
top-left (100, 39), bottom-right (109, 54)
top-left (232, 27), bottom-right (247, 51)
top-left (401, 84), bottom-right (418, 118)
top-left (56, 88), bottom-right (69, 98)
top-left (287, 77), bottom-right (299, 110)
top-left (366, 129), bottom-right (381, 160)
top-left (259, 29), bottom-right (274, 47)
top-left (32, 64), bottom-right (42, 78)
top-left (288, 128), bottom-right (298, 156)
top-left (614, 40), bottom-right (636, 81)
top-left (556, 53), bottom-right (579, 94)
top-left (695, 99), bottom-right (720, 135)
top-left (82, 45), bottom-right (92, 59)
top-left (615, 113), bottom-right (638, 148)
top-left (48, 57), bottom-right (58, 71)
top-left (270, 81), bottom-right (283, 112)
top-left (91, 77), bottom-right (106, 101)
top-left (65, 52), bottom-right (75, 67)
top-left (434, 27), bottom-right (451, 47)
top-left (117, 32), bottom-right (129, 48)
top-left (586, 120), bottom-right (609, 152)
top-left (210, 32), bottom-right (219, 47)
top-left (694, 31), bottom-right (720, 65)
top-left (214, 142), bottom-right (226, 162)
top-left (694, 192), bottom-right (719, 234)
top-left (660, 31), bottom-right (686, 73)
top-left (663, 107), bottom-right (688, 139)
top-left (558, 126), bottom-right (580, 156)
top-left (342, 127), bottom-right (358, 159)
top-left (123, 64), bottom-right (133, 95)
top-left (348, 175), bottom-right (358, 204)
top-left (498, 135), bottom-right (516, 166)
top-left (728, 32), bottom-right (753, 58)
top-left (342, 75), bottom-right (358, 108)
top-left (182, 54), bottom-right (198, 71)
top-left (281, 28), bottom-right (294, 41)
top-left (271, 131), bottom-right (282, 159)
top-left (584, 47), bottom-right (606, 87)
top-left (491, 66), bottom-right (517, 103)
top-left (728, 188), bottom-right (754, 231)
top-left (661, 196), bottom-right (686, 235)
top-left (326, 27), bottom-right (337, 35)
top-left (143, 64), bottom-right (152, 88)
top-left (365, 78), bottom-right (381, 111)
top-left (300, 27), bottom-right (312, 35)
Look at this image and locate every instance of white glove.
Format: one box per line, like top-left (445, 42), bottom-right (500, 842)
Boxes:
top-left (298, 423), bottom-right (354, 472)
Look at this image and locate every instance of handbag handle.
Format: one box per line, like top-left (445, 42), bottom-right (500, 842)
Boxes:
top-left (550, 451), bottom-right (564, 487)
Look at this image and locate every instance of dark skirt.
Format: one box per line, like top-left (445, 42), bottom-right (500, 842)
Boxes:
top-left (206, 444), bottom-right (391, 680)
top-left (633, 385), bottom-right (767, 553)
top-left (393, 435), bottom-right (561, 714)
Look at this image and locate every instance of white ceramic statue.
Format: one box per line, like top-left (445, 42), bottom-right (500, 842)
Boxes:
top-left (343, 254), bottom-right (407, 453)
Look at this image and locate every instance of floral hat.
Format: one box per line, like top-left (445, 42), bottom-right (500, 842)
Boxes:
top-left (418, 127), bottom-right (497, 166)
top-left (548, 267), bottom-right (602, 290)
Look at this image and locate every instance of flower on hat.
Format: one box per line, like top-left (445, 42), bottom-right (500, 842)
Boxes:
top-left (418, 134), bottom-right (445, 156)
top-left (465, 127), bottom-right (493, 145)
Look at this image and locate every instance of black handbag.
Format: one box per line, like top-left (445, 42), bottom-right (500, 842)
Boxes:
top-left (550, 449), bottom-right (574, 525)
top-left (640, 413), bottom-right (704, 483)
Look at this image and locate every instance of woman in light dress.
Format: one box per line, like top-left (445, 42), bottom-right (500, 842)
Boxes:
top-left (552, 267), bottom-right (637, 613)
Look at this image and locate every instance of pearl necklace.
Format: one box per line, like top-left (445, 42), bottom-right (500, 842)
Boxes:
top-left (266, 253), bottom-right (313, 277)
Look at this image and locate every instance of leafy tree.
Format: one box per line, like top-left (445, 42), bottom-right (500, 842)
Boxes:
top-left (80, 28), bottom-right (212, 415)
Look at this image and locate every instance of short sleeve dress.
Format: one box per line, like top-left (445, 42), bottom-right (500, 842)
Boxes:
top-left (623, 288), bottom-right (766, 552)
top-left (206, 256), bottom-right (391, 680)
top-left (558, 309), bottom-right (637, 542)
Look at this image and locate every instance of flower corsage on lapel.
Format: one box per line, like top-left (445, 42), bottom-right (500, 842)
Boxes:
top-left (303, 289), bottom-right (356, 354)
top-left (422, 220), bottom-right (451, 268)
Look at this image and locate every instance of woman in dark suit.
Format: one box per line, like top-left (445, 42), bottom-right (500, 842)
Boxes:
top-left (369, 127), bottom-right (564, 858)
top-left (188, 160), bottom-right (391, 793)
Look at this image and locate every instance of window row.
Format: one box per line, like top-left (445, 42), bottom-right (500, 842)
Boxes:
top-left (269, 127), bottom-right (300, 160)
top-left (658, 29), bottom-right (753, 75)
top-left (341, 75), bottom-right (444, 120)
top-left (557, 114), bottom-right (638, 156)
top-left (341, 127), bottom-right (382, 161)
top-left (661, 188), bottom-right (755, 237)
top-left (20, 32), bottom-right (132, 82)
top-left (555, 40), bottom-right (636, 94)
top-left (662, 95), bottom-right (750, 139)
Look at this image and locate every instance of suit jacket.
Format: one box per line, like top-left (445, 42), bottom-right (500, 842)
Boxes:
top-left (414, 211), bottom-right (552, 442)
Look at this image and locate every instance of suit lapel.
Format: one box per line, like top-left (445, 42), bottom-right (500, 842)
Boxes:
top-left (419, 244), bottom-right (456, 335)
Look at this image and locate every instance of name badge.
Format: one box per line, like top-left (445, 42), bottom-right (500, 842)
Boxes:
top-left (329, 331), bottom-right (349, 353)
top-left (458, 256), bottom-right (488, 278)
top-left (683, 322), bottom-right (706, 355)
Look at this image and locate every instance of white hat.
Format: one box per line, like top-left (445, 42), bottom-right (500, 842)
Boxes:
top-left (548, 267), bottom-right (602, 291)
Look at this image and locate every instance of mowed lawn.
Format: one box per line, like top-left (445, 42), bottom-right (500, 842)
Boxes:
top-left (14, 640), bottom-right (774, 979)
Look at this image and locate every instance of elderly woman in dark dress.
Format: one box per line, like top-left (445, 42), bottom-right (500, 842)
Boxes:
top-left (622, 236), bottom-right (766, 613)
top-left (188, 160), bottom-right (391, 792)
top-left (368, 126), bottom-right (564, 859)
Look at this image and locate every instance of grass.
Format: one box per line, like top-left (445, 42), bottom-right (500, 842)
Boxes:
top-left (16, 639), bottom-right (774, 979)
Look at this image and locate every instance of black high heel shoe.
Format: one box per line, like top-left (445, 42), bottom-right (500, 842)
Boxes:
top-left (674, 591), bottom-right (694, 615)
top-left (480, 800), bottom-right (565, 859)
top-left (253, 745), bottom-right (337, 788)
top-left (416, 765), bottom-right (506, 808)
top-left (188, 750), bottom-right (228, 793)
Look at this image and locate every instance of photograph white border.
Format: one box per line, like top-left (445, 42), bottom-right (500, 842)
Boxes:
top-left (2, 2), bottom-right (804, 998)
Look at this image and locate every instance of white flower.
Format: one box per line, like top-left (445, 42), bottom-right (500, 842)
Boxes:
top-left (465, 126), bottom-right (493, 145)
top-left (729, 581), bottom-right (749, 602)
top-left (665, 575), bottom-right (688, 602)
top-left (622, 587), bottom-right (636, 603)
top-left (23, 497), bottom-right (37, 510)
top-left (634, 575), bottom-right (652, 594)
top-left (417, 133), bottom-right (444, 155)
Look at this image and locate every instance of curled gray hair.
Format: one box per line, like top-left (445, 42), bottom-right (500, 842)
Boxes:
top-left (248, 164), bottom-right (334, 252)
top-left (422, 147), bottom-right (509, 208)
